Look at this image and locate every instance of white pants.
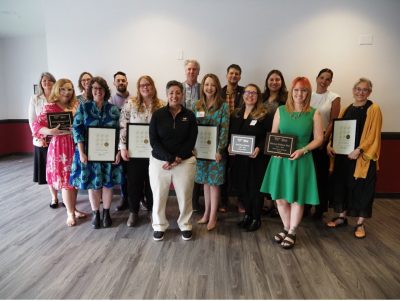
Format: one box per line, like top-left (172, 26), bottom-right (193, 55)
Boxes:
top-left (149, 155), bottom-right (196, 231)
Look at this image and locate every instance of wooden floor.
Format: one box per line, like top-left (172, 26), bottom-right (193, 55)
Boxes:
top-left (0, 155), bottom-right (399, 299)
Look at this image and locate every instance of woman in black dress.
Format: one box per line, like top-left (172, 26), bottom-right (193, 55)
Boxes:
top-left (327, 78), bottom-right (382, 239)
top-left (228, 84), bottom-right (273, 231)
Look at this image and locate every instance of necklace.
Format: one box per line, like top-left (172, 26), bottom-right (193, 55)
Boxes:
top-left (290, 111), bottom-right (303, 120)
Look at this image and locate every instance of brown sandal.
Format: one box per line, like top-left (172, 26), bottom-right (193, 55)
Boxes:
top-left (354, 223), bottom-right (366, 239)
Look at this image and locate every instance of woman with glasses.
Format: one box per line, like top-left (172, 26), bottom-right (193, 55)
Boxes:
top-left (192, 74), bottom-right (230, 231)
top-left (76, 72), bottom-right (93, 104)
top-left (228, 84), bottom-right (273, 231)
top-left (308, 68), bottom-right (341, 219)
top-left (70, 77), bottom-right (122, 229)
top-left (33, 79), bottom-right (86, 226)
top-left (326, 78), bottom-right (382, 239)
top-left (119, 75), bottom-right (165, 227)
top-left (260, 77), bottom-right (323, 249)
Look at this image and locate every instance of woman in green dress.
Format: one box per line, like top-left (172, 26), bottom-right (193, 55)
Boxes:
top-left (260, 77), bottom-right (323, 249)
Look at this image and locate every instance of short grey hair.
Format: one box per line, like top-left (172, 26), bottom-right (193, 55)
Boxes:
top-left (353, 77), bottom-right (373, 91)
top-left (184, 59), bottom-right (200, 70)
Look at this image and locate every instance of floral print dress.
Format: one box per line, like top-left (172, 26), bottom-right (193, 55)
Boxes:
top-left (192, 101), bottom-right (230, 185)
top-left (69, 101), bottom-right (122, 190)
top-left (32, 103), bottom-right (77, 190)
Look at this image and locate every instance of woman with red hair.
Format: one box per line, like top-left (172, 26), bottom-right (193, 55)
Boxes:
top-left (260, 77), bottom-right (323, 249)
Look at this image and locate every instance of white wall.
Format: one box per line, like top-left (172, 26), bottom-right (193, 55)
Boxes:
top-left (0, 35), bottom-right (48, 119)
top-left (3, 0), bottom-right (400, 132)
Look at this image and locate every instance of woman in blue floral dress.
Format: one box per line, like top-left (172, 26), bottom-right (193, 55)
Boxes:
top-left (192, 74), bottom-right (229, 231)
top-left (70, 77), bottom-right (122, 229)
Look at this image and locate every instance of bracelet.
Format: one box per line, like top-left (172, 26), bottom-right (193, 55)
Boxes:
top-left (302, 147), bottom-right (309, 155)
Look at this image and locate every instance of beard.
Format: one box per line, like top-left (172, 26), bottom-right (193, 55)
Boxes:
top-left (117, 85), bottom-right (127, 93)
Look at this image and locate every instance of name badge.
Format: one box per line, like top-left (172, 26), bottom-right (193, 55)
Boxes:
top-left (250, 120), bottom-right (257, 126)
top-left (196, 111), bottom-right (205, 118)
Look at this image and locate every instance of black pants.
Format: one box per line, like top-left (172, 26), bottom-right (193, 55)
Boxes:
top-left (240, 190), bottom-right (263, 220)
top-left (126, 158), bottom-right (153, 213)
top-left (312, 145), bottom-right (331, 213)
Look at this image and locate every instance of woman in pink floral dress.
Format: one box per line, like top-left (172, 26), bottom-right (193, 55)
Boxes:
top-left (33, 78), bottom-right (86, 227)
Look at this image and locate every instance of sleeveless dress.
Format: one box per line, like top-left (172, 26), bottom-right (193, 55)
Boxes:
top-left (260, 106), bottom-right (319, 205)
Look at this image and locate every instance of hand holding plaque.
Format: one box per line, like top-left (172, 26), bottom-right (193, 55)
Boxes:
top-left (264, 132), bottom-right (297, 157)
top-left (230, 134), bottom-right (255, 156)
top-left (47, 112), bottom-right (73, 131)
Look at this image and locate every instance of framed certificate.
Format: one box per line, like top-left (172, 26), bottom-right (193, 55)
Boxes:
top-left (264, 133), bottom-right (297, 157)
top-left (195, 125), bottom-right (218, 160)
top-left (127, 123), bottom-right (151, 158)
top-left (332, 119), bottom-right (357, 155)
top-left (47, 112), bottom-right (73, 130)
top-left (230, 134), bottom-right (255, 156)
top-left (86, 126), bottom-right (118, 162)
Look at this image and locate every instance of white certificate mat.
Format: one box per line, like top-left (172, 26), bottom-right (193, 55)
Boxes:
top-left (195, 125), bottom-right (218, 160)
top-left (332, 119), bottom-right (357, 155)
top-left (87, 127), bottom-right (117, 162)
top-left (127, 123), bottom-right (151, 158)
top-left (231, 134), bottom-right (255, 155)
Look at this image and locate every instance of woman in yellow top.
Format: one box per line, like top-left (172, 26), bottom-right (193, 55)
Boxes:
top-left (327, 78), bottom-right (382, 239)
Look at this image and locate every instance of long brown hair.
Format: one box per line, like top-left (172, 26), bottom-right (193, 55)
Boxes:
top-left (130, 75), bottom-right (163, 113)
top-left (196, 73), bottom-right (224, 111)
top-left (234, 83), bottom-right (267, 120)
top-left (285, 76), bottom-right (312, 113)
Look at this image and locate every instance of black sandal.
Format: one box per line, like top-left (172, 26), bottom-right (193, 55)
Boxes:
top-left (49, 199), bottom-right (59, 209)
top-left (273, 230), bottom-right (288, 243)
top-left (327, 216), bottom-right (348, 228)
top-left (281, 233), bottom-right (296, 249)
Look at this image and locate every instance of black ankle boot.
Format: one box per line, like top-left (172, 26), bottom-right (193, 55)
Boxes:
top-left (92, 210), bottom-right (101, 229)
top-left (246, 219), bottom-right (261, 232)
top-left (103, 208), bottom-right (112, 228)
top-left (238, 214), bottom-right (252, 228)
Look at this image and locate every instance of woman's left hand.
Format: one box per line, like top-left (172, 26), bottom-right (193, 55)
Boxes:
top-left (289, 149), bottom-right (305, 160)
top-left (348, 148), bottom-right (361, 160)
top-left (249, 147), bottom-right (260, 158)
top-left (215, 152), bottom-right (222, 163)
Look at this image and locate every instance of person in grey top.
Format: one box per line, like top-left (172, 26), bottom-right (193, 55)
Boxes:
top-left (182, 59), bottom-right (200, 109)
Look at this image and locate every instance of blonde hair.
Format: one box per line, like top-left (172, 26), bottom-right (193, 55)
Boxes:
top-left (285, 76), bottom-right (312, 113)
top-left (49, 78), bottom-right (77, 110)
top-left (353, 77), bottom-right (373, 91)
top-left (130, 75), bottom-right (163, 113)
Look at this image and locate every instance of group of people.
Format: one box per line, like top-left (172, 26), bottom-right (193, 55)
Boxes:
top-left (28, 60), bottom-right (382, 248)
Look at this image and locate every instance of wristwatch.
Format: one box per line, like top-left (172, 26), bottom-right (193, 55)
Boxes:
top-left (302, 147), bottom-right (309, 155)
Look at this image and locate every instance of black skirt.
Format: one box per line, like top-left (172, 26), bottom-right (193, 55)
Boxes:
top-left (33, 145), bottom-right (48, 185)
top-left (330, 155), bottom-right (376, 218)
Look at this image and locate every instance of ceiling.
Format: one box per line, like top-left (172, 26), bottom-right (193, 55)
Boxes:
top-left (0, 0), bottom-right (44, 38)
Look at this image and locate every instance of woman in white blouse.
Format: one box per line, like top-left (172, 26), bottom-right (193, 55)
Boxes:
top-left (119, 75), bottom-right (165, 227)
top-left (28, 72), bottom-right (60, 208)
top-left (310, 68), bottom-right (341, 219)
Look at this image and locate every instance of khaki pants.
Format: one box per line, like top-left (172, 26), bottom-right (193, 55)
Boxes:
top-left (149, 156), bottom-right (196, 231)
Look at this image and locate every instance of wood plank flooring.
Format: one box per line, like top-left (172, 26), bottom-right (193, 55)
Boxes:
top-left (0, 155), bottom-right (399, 299)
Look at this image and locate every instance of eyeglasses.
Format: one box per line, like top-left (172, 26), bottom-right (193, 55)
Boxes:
top-left (92, 86), bottom-right (104, 91)
top-left (244, 91), bottom-right (258, 96)
top-left (139, 83), bottom-right (151, 88)
top-left (354, 87), bottom-right (370, 93)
